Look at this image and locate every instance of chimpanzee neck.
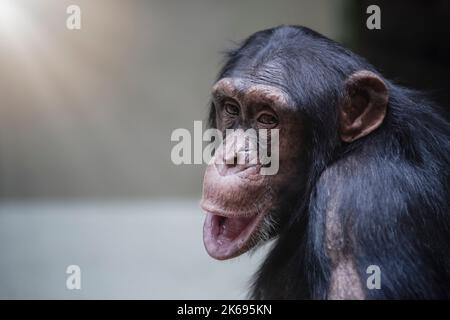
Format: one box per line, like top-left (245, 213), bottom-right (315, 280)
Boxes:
top-left (251, 219), bottom-right (325, 299)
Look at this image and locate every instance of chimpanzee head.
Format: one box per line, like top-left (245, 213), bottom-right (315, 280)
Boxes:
top-left (200, 26), bottom-right (388, 260)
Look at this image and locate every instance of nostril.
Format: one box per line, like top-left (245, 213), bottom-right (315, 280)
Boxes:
top-left (215, 153), bottom-right (259, 176)
top-left (223, 154), bottom-right (238, 167)
top-left (215, 155), bottom-right (237, 176)
top-left (228, 155), bottom-right (238, 167)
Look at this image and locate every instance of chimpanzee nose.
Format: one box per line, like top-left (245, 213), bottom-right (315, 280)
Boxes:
top-left (215, 151), bottom-right (254, 175)
top-left (215, 143), bottom-right (260, 176)
top-left (213, 131), bottom-right (259, 176)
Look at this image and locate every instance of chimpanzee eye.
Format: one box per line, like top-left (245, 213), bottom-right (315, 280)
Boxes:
top-left (257, 113), bottom-right (278, 125)
top-left (224, 102), bottom-right (240, 116)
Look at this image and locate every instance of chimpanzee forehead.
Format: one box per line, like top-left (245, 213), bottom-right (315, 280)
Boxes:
top-left (212, 77), bottom-right (293, 109)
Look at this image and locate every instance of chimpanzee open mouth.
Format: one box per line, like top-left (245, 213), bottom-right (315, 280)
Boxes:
top-left (202, 210), bottom-right (265, 260)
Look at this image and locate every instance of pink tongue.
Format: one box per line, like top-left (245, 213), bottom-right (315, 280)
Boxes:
top-left (218, 216), bottom-right (253, 240)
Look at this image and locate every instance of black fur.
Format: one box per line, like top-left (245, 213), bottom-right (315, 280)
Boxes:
top-left (208, 25), bottom-right (450, 299)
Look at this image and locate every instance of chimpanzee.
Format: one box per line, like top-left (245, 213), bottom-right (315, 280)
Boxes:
top-left (200, 25), bottom-right (450, 299)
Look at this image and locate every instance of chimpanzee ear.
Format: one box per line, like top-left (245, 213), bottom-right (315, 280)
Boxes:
top-left (339, 70), bottom-right (389, 143)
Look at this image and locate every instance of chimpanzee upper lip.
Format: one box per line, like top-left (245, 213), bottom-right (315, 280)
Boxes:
top-left (200, 203), bottom-right (257, 219)
top-left (201, 206), bottom-right (265, 260)
top-left (237, 164), bottom-right (262, 177)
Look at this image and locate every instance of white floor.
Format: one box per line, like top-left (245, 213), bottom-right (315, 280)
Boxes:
top-left (0, 199), bottom-right (272, 299)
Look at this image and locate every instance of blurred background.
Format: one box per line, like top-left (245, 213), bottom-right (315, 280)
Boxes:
top-left (0, 0), bottom-right (448, 299)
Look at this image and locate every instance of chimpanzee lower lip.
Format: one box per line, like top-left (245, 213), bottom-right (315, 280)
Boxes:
top-left (202, 211), bottom-right (264, 260)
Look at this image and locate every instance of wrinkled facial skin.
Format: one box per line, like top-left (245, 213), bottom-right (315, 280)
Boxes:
top-left (200, 77), bottom-right (306, 260)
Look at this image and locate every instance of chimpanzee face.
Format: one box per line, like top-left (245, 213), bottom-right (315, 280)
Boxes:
top-left (201, 68), bottom-right (388, 260)
top-left (200, 77), bottom-right (306, 260)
